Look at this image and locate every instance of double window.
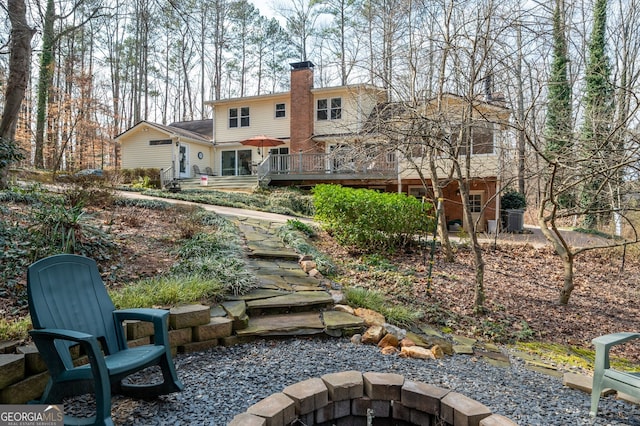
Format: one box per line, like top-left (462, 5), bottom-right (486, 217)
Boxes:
top-left (229, 107), bottom-right (250, 128)
top-left (317, 98), bottom-right (342, 121)
top-left (451, 123), bottom-right (495, 155)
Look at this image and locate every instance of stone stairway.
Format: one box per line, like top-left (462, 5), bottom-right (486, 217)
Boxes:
top-left (220, 216), bottom-right (364, 339)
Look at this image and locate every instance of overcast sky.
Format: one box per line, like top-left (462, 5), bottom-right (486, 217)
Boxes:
top-left (248, 0), bottom-right (278, 19)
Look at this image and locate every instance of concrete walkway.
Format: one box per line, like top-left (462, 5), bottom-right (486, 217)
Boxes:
top-left (118, 191), bottom-right (613, 250)
top-left (117, 190), bottom-right (312, 224)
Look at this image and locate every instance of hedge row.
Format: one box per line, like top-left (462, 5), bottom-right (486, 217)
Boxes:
top-left (312, 184), bottom-right (435, 251)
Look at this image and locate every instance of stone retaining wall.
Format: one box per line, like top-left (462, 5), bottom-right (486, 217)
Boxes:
top-left (230, 371), bottom-right (517, 426)
top-left (0, 304), bottom-right (234, 404)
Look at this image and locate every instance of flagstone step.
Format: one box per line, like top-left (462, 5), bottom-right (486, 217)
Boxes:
top-left (235, 310), bottom-right (366, 338)
top-left (246, 291), bottom-right (334, 315)
top-left (247, 249), bottom-right (301, 260)
top-left (236, 312), bottom-right (326, 337)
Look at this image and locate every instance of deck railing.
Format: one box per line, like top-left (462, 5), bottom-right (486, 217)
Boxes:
top-left (257, 152), bottom-right (397, 180)
top-left (160, 167), bottom-right (174, 188)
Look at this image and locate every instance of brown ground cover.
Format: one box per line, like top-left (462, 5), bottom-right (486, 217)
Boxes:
top-left (3, 199), bottom-right (639, 364)
top-left (316, 232), bottom-right (640, 363)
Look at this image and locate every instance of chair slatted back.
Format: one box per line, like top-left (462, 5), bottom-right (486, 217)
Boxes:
top-left (27, 254), bottom-right (120, 366)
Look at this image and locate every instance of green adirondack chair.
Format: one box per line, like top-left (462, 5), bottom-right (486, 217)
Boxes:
top-left (590, 332), bottom-right (640, 416)
top-left (27, 254), bottom-right (184, 426)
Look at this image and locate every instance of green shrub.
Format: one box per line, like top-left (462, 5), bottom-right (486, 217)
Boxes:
top-left (29, 196), bottom-right (114, 258)
top-left (131, 175), bottom-right (154, 189)
top-left (344, 286), bottom-right (423, 328)
top-left (313, 184), bottom-right (435, 251)
top-left (110, 275), bottom-right (224, 309)
top-left (501, 189), bottom-right (527, 210)
top-left (118, 168), bottom-right (161, 187)
top-left (277, 221), bottom-right (336, 275)
top-left (171, 212), bottom-right (258, 295)
top-left (135, 187), bottom-right (313, 217)
top-left (266, 188), bottom-right (314, 216)
top-left (0, 317), bottom-right (31, 341)
top-left (286, 219), bottom-right (316, 237)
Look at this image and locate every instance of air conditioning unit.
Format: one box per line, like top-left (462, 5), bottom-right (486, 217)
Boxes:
top-left (506, 209), bottom-right (524, 232)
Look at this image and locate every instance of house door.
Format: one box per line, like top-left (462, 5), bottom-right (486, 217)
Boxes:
top-left (464, 191), bottom-right (485, 232)
top-left (179, 145), bottom-right (189, 178)
top-left (221, 149), bottom-right (252, 176)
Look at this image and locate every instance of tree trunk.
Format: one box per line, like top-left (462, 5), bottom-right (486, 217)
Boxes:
top-left (473, 239), bottom-right (486, 312)
top-left (0, 0), bottom-right (35, 188)
top-left (34, 0), bottom-right (56, 169)
top-left (460, 179), bottom-right (486, 314)
top-left (428, 150), bottom-right (454, 262)
top-left (537, 192), bottom-right (575, 305)
top-left (558, 252), bottom-right (575, 305)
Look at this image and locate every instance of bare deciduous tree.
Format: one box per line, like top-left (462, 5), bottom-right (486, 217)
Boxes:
top-left (0, 0), bottom-right (34, 188)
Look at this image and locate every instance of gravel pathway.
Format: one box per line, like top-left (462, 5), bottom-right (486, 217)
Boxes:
top-left (85, 337), bottom-right (640, 426)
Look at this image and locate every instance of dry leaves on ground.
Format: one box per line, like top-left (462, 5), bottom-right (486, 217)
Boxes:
top-left (317, 232), bottom-right (640, 363)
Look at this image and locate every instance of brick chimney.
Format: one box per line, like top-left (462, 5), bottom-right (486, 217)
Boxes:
top-left (289, 61), bottom-right (317, 153)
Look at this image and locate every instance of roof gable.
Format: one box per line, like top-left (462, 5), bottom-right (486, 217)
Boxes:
top-left (115, 120), bottom-right (212, 144)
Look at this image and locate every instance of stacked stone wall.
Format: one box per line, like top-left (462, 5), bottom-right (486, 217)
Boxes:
top-left (0, 304), bottom-right (233, 404)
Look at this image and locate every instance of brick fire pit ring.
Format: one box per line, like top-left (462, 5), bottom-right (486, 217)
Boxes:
top-left (229, 371), bottom-right (516, 425)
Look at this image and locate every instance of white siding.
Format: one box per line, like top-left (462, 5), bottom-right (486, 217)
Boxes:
top-left (121, 128), bottom-right (173, 170)
top-left (214, 95), bottom-right (290, 143)
top-left (189, 145), bottom-right (215, 176)
top-left (313, 87), bottom-right (385, 136)
top-left (399, 154), bottom-right (500, 180)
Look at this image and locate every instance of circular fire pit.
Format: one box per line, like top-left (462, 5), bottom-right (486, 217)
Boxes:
top-left (229, 371), bottom-right (516, 425)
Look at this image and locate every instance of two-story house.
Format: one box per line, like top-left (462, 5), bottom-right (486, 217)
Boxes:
top-left (116, 61), bottom-right (510, 231)
top-left (207, 61), bottom-right (392, 185)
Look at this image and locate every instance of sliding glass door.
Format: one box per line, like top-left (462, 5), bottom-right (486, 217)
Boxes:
top-left (221, 150), bottom-right (252, 176)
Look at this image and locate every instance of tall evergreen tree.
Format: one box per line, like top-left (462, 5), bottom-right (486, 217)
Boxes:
top-left (545, 0), bottom-right (572, 156)
top-left (544, 0), bottom-right (573, 209)
top-left (580, 0), bottom-right (614, 228)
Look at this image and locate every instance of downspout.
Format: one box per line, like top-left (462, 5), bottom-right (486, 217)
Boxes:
top-left (494, 123), bottom-right (503, 244)
top-left (172, 134), bottom-right (179, 180)
top-left (397, 148), bottom-right (402, 193)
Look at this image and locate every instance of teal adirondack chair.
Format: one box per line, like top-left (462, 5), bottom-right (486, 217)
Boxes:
top-left (590, 332), bottom-right (640, 416)
top-left (27, 254), bottom-right (184, 426)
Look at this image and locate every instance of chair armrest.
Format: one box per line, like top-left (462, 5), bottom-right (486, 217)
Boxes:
top-left (592, 332), bottom-right (640, 371)
top-left (113, 308), bottom-right (170, 346)
top-left (592, 332), bottom-right (640, 351)
top-left (29, 328), bottom-right (105, 375)
top-left (30, 328), bottom-right (95, 343)
top-left (113, 308), bottom-right (169, 323)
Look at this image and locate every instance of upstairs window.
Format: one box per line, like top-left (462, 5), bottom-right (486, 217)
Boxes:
top-left (331, 98), bottom-right (342, 119)
top-left (471, 123), bottom-right (494, 154)
top-left (229, 107), bottom-right (250, 128)
top-left (317, 97), bottom-right (342, 120)
top-left (450, 123), bottom-right (495, 155)
top-left (275, 103), bottom-right (286, 118)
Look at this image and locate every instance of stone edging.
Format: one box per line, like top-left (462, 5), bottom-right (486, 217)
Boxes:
top-left (229, 370), bottom-right (517, 426)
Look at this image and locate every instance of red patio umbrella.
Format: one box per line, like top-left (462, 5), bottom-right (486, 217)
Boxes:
top-left (240, 135), bottom-right (285, 158)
